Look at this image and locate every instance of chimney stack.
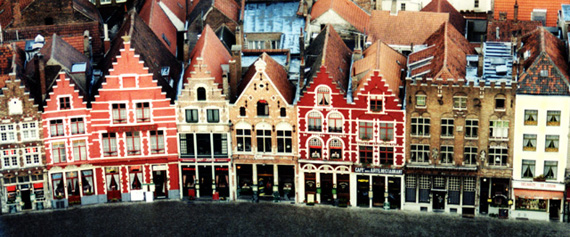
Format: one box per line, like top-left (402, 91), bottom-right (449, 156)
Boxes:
top-left (514, 0), bottom-right (519, 22)
top-left (229, 45), bottom-right (242, 102)
top-left (35, 54), bottom-right (46, 100)
top-left (299, 28), bottom-right (305, 90)
top-left (104, 24), bottom-right (111, 54)
top-left (477, 36), bottom-right (484, 77)
top-left (221, 64), bottom-right (230, 100)
top-left (83, 30), bottom-right (91, 59)
top-left (496, 26), bottom-right (500, 40)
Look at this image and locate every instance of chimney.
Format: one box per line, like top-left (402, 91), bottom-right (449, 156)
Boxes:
top-left (35, 54), bottom-right (46, 100)
top-left (496, 26), bottom-right (500, 40)
top-left (103, 24), bottom-right (111, 54)
top-left (221, 64), bottom-right (230, 100)
top-left (83, 30), bottom-right (91, 59)
top-left (299, 28), bottom-right (305, 89)
top-left (390, 0), bottom-right (397, 15)
top-left (477, 36), bottom-right (484, 77)
top-left (229, 45), bottom-right (242, 102)
top-left (514, 0), bottom-right (519, 22)
top-left (235, 26), bottom-right (243, 47)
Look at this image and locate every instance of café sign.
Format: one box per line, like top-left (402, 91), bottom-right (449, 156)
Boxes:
top-left (107, 124), bottom-right (158, 133)
top-left (512, 180), bottom-right (564, 191)
top-left (354, 167), bottom-right (403, 175)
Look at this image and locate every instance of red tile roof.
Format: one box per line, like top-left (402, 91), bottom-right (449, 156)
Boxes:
top-left (408, 22), bottom-right (476, 82)
top-left (185, 24), bottom-right (232, 86)
top-left (214, 0), bottom-right (240, 22)
top-left (0, 44), bottom-right (14, 89)
top-left (239, 53), bottom-right (295, 104)
top-left (421, 0), bottom-right (465, 35)
top-left (140, 0), bottom-right (178, 55)
top-left (352, 41), bottom-right (407, 97)
top-left (486, 19), bottom-right (542, 42)
top-left (311, 0), bottom-right (370, 33)
top-left (0, 0), bottom-right (13, 28)
top-left (367, 10), bottom-right (450, 46)
top-left (493, 0), bottom-right (568, 27)
top-left (158, 0), bottom-right (187, 23)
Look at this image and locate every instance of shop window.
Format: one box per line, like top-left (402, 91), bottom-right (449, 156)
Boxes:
top-left (66, 171), bottom-right (80, 198)
top-left (239, 107), bottom-right (246, 117)
top-left (236, 129), bottom-right (252, 152)
top-left (136, 102), bottom-right (151, 122)
top-left (150, 131), bottom-right (165, 154)
top-left (105, 167), bottom-right (120, 192)
top-left (448, 177), bottom-right (460, 205)
top-left (24, 147), bottom-right (40, 165)
top-left (379, 147), bottom-right (393, 165)
top-left (521, 160), bottom-right (535, 178)
top-left (196, 133), bottom-right (212, 157)
top-left (415, 93), bottom-right (426, 108)
top-left (463, 147), bottom-right (477, 165)
top-left (307, 112), bottom-right (322, 132)
top-left (465, 119), bottom-right (478, 138)
top-left (129, 166), bottom-right (143, 190)
top-left (453, 96), bottom-right (467, 109)
top-left (207, 109), bottom-right (220, 123)
top-left (411, 117), bottom-right (430, 136)
top-left (462, 177), bottom-right (476, 205)
top-left (329, 139), bottom-right (342, 160)
top-left (126, 132), bottom-right (141, 155)
top-left (328, 113), bottom-right (343, 133)
top-left (52, 173), bottom-right (64, 198)
top-left (52, 142), bottom-right (66, 163)
top-left (516, 198), bottom-right (547, 211)
top-left (21, 122), bottom-right (38, 140)
top-left (359, 121), bottom-right (373, 140)
top-left (185, 109), bottom-right (198, 123)
top-left (440, 146), bottom-right (453, 164)
top-left (257, 101), bottom-right (269, 116)
top-left (0, 124), bottom-right (15, 142)
top-left (72, 140), bottom-right (87, 161)
top-left (280, 108), bottom-right (286, 117)
top-left (179, 134), bottom-right (195, 157)
top-left (489, 120), bottom-right (509, 139)
top-left (359, 146), bottom-right (373, 165)
top-left (316, 87), bottom-right (330, 106)
top-left (545, 135), bottom-right (559, 152)
top-left (213, 134), bottom-right (228, 158)
top-left (369, 96), bottom-right (383, 112)
top-left (70, 118), bottom-right (85, 135)
top-left (81, 170), bottom-right (94, 195)
top-left (309, 138), bottom-right (322, 159)
top-left (411, 144), bottom-right (429, 163)
top-left (441, 118), bottom-right (454, 138)
top-left (419, 176), bottom-right (430, 203)
top-left (523, 134), bottom-right (537, 151)
top-left (197, 87), bottom-right (206, 101)
top-left (256, 129), bottom-right (272, 153)
top-left (102, 133), bottom-right (117, 157)
top-left (59, 97), bottom-right (71, 110)
top-left (546, 110), bottom-right (560, 126)
top-left (405, 175), bottom-right (416, 202)
top-left (544, 161), bottom-right (558, 180)
top-left (524, 110), bottom-right (537, 125)
top-left (112, 104), bottom-right (127, 124)
top-left (50, 120), bottom-right (64, 137)
top-left (2, 149), bottom-right (18, 168)
top-left (277, 130), bottom-right (292, 153)
top-left (488, 147), bottom-right (507, 166)
top-left (379, 123), bottom-right (394, 142)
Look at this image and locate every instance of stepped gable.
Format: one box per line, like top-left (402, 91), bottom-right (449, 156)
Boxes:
top-left (185, 24), bottom-right (232, 86)
top-left (238, 53), bottom-right (295, 104)
top-left (310, 0), bottom-right (370, 33)
top-left (421, 0), bottom-right (465, 35)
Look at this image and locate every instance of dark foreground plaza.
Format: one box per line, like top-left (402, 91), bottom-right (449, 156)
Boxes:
top-left (0, 201), bottom-right (568, 237)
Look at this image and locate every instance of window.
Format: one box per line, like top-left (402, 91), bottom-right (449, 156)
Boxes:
top-left (256, 129), bottom-right (271, 153)
top-left (280, 108), bottom-right (286, 117)
top-left (2, 149), bottom-right (18, 168)
top-left (307, 112), bottom-right (322, 132)
top-left (359, 121), bottom-right (373, 140)
top-left (453, 96), bottom-right (467, 109)
top-left (130, 166), bottom-right (143, 190)
top-left (465, 119), bottom-right (478, 138)
top-left (544, 161), bottom-right (558, 180)
top-left (240, 107), bottom-right (246, 117)
top-left (440, 146), bottom-right (453, 164)
top-left (448, 177), bottom-right (460, 205)
top-left (545, 135), bottom-right (559, 152)
top-left (24, 147), bottom-right (40, 165)
top-left (419, 176), bottom-right (431, 203)
top-left (195, 133), bottom-right (210, 157)
top-left (179, 134), bottom-right (195, 157)
top-left (81, 170), bottom-right (94, 195)
top-left (52, 142), bottom-right (66, 163)
top-left (316, 87), bottom-right (330, 106)
top-left (150, 131), bottom-right (165, 154)
top-left (523, 134), bottom-right (537, 151)
top-left (162, 33), bottom-right (171, 46)
top-left (72, 140), bottom-right (87, 161)
top-left (540, 69), bottom-right (548, 77)
top-left (329, 139), bottom-right (342, 160)
top-left (401, 3), bottom-right (405, 11)
top-left (126, 132), bottom-right (141, 155)
top-left (531, 9), bottom-right (547, 25)
top-left (59, 97), bottom-right (71, 110)
top-left (464, 147), bottom-right (477, 165)
top-left (328, 113), bottom-right (343, 133)
top-left (379, 147), bottom-right (394, 165)
top-left (207, 109), bottom-right (219, 123)
top-left (102, 133), bottom-right (117, 157)
top-left (411, 144), bottom-right (429, 163)
top-left (185, 109), bottom-right (198, 123)
top-left (197, 87), bottom-right (206, 101)
top-left (236, 129), bottom-right (252, 152)
top-left (0, 125), bottom-right (15, 143)
top-left (405, 175), bottom-right (416, 202)
top-left (359, 146), bottom-right (373, 164)
top-left (378, 123), bottom-right (394, 141)
top-left (213, 134), bottom-right (228, 158)
top-left (546, 110), bottom-right (560, 126)
top-left (8, 98), bottom-right (23, 115)
top-left (136, 102), bottom-right (151, 122)
top-left (490, 120), bottom-right (509, 139)
top-left (524, 110), bottom-right (537, 125)
top-left (70, 118), bottom-right (85, 135)
top-left (370, 97), bottom-right (383, 112)
top-left (21, 122), bottom-right (38, 140)
top-left (50, 120), bottom-right (64, 137)
top-left (277, 130), bottom-right (292, 153)
top-left (474, 0), bottom-right (479, 8)
top-left (52, 173), bottom-right (64, 198)
top-left (495, 97), bottom-right (505, 110)
top-left (521, 160), bottom-right (535, 178)
top-left (441, 119), bottom-right (454, 138)
top-left (112, 104), bottom-right (127, 124)
top-left (416, 94), bottom-right (426, 108)
top-left (411, 117), bottom-right (430, 136)
top-left (488, 147), bottom-right (507, 166)
top-left (309, 138), bottom-right (322, 158)
top-left (463, 177), bottom-right (476, 205)
top-left (257, 101), bottom-right (269, 116)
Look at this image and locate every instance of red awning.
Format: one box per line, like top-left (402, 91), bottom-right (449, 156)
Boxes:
top-left (6, 185), bottom-right (16, 192)
top-left (514, 189), bottom-right (564, 200)
top-left (33, 183), bottom-right (43, 189)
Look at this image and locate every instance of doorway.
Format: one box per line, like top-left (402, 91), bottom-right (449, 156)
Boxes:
top-left (153, 170), bottom-right (167, 199)
top-left (388, 177), bottom-right (401, 209)
top-left (433, 191), bottom-right (446, 211)
top-left (320, 174), bottom-right (333, 205)
top-left (198, 166), bottom-right (212, 197)
top-left (479, 178), bottom-right (489, 214)
top-left (357, 175), bottom-right (369, 207)
top-left (21, 190), bottom-right (32, 210)
top-left (278, 166), bottom-right (295, 201)
top-left (550, 200), bottom-right (561, 220)
top-left (372, 176), bottom-right (385, 207)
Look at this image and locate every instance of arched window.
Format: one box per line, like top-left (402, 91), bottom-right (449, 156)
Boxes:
top-left (257, 100), bottom-right (269, 116)
top-left (197, 87), bottom-right (206, 101)
top-left (329, 139), bottom-right (342, 160)
top-left (328, 113), bottom-right (343, 133)
top-left (307, 112), bottom-right (322, 132)
top-left (316, 87), bottom-right (330, 106)
top-left (309, 138), bottom-right (322, 159)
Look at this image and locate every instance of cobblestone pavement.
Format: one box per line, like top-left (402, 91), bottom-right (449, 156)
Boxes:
top-left (0, 200), bottom-right (568, 237)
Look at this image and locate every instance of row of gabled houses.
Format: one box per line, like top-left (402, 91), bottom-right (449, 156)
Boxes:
top-left (0, 0), bottom-right (568, 224)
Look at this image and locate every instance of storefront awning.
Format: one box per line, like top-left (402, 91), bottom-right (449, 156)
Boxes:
top-left (6, 185), bottom-right (16, 192)
top-left (514, 189), bottom-right (564, 200)
top-left (33, 183), bottom-right (43, 189)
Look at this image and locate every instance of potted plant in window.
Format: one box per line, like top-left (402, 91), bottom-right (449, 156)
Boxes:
top-left (533, 174), bottom-right (546, 182)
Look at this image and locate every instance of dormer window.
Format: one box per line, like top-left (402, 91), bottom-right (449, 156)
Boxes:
top-left (59, 97), bottom-right (71, 110)
top-left (112, 104), bottom-right (127, 124)
top-left (316, 87), bottom-right (330, 106)
top-left (197, 87), bottom-right (206, 101)
top-left (136, 102), bottom-right (151, 122)
top-left (257, 100), bottom-right (269, 116)
top-left (370, 96), bottom-right (383, 112)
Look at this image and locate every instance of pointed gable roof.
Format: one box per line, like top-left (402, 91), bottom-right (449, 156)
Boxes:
top-left (517, 27), bottom-right (570, 95)
top-left (494, 0), bottom-right (564, 27)
top-left (238, 53), bottom-right (295, 104)
top-left (185, 24), bottom-right (231, 86)
top-left (311, 0), bottom-right (370, 33)
top-left (188, 0), bottom-right (240, 23)
top-left (486, 19), bottom-right (542, 42)
top-left (140, 0), bottom-right (178, 55)
top-left (367, 10), bottom-right (450, 46)
top-left (408, 22), bottom-right (476, 82)
top-left (421, 0), bottom-right (465, 35)
top-left (304, 25), bottom-right (352, 94)
top-left (352, 41), bottom-right (407, 97)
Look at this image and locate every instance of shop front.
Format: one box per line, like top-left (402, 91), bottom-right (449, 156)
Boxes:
top-left (353, 167), bottom-right (403, 209)
top-left (479, 178), bottom-right (510, 217)
top-left (512, 180), bottom-right (565, 222)
top-left (299, 163), bottom-right (351, 206)
top-left (50, 167), bottom-right (98, 208)
top-left (2, 171), bottom-right (47, 213)
top-left (180, 162), bottom-right (231, 200)
top-left (235, 163), bottom-right (295, 202)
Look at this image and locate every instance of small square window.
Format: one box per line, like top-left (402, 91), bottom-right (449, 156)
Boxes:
top-left (540, 69), bottom-right (548, 77)
top-left (545, 135), bottom-right (559, 152)
top-left (59, 97), bottom-right (71, 110)
top-left (416, 95), bottom-right (426, 108)
top-left (495, 98), bottom-right (505, 110)
top-left (546, 110), bottom-right (560, 126)
top-left (185, 109), bottom-right (198, 123)
top-left (524, 110), bottom-right (537, 125)
top-left (207, 109), bottom-right (219, 123)
top-left (239, 107), bottom-right (246, 117)
top-left (523, 134), bottom-right (536, 151)
top-left (370, 99), bottom-right (382, 112)
top-left (280, 108), bottom-right (286, 117)
top-left (453, 96), bottom-right (467, 109)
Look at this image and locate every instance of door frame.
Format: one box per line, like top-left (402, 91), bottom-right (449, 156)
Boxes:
top-left (432, 191), bottom-right (446, 211)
